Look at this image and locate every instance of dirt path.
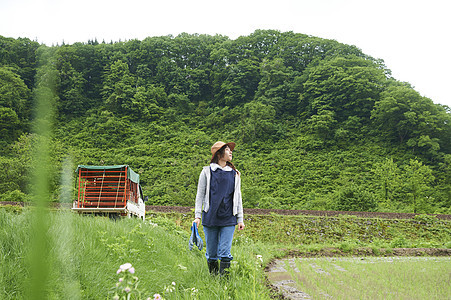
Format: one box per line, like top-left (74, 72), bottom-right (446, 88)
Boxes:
top-left (145, 205), bottom-right (451, 220)
top-left (2, 202), bottom-right (450, 220)
top-left (267, 258), bottom-right (313, 299)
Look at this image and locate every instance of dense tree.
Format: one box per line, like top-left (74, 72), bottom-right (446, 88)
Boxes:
top-left (305, 109), bottom-right (337, 140)
top-left (0, 36), bottom-right (39, 88)
top-left (238, 100), bottom-right (277, 142)
top-left (334, 182), bottom-right (377, 212)
top-left (0, 32), bottom-right (449, 214)
top-left (54, 47), bottom-right (87, 117)
top-left (102, 60), bottom-right (136, 114)
top-left (0, 134), bottom-right (34, 193)
top-left (214, 58), bottom-right (261, 107)
top-left (0, 107), bottom-right (20, 143)
top-left (373, 158), bottom-right (402, 210)
top-left (403, 159), bottom-right (435, 213)
top-left (371, 84), bottom-right (450, 158)
top-left (302, 56), bottom-right (387, 125)
top-left (255, 58), bottom-right (302, 117)
top-left (0, 67), bottom-right (31, 141)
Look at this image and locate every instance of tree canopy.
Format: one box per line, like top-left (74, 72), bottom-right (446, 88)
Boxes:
top-left (0, 31), bottom-right (449, 214)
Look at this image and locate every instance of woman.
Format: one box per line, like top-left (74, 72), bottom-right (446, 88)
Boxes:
top-left (193, 141), bottom-right (245, 275)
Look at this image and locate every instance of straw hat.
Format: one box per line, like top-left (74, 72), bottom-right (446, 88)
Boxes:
top-left (211, 141), bottom-right (236, 159)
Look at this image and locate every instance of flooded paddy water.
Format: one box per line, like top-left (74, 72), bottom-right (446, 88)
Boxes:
top-left (266, 256), bottom-right (451, 299)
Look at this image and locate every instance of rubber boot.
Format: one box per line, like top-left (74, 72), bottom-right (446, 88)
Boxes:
top-left (207, 260), bottom-right (219, 275)
top-left (219, 261), bottom-right (231, 276)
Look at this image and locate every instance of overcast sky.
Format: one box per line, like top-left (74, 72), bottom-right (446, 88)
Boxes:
top-left (1, 0), bottom-right (449, 108)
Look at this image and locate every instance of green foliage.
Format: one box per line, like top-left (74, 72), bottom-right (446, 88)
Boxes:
top-left (390, 236), bottom-right (409, 248)
top-left (0, 134), bottom-right (33, 194)
top-left (0, 190), bottom-right (30, 202)
top-left (371, 84), bottom-right (451, 157)
top-left (0, 31), bottom-right (450, 214)
top-left (302, 56), bottom-right (386, 123)
top-left (0, 204), bottom-right (24, 213)
top-left (0, 67), bottom-right (31, 142)
top-left (160, 211), bottom-right (451, 249)
top-left (372, 158), bottom-right (402, 209)
top-left (413, 213), bottom-right (438, 224)
top-left (237, 100), bottom-right (277, 142)
top-left (333, 183), bottom-right (377, 212)
top-left (0, 36), bottom-right (39, 88)
top-left (338, 239), bottom-right (362, 252)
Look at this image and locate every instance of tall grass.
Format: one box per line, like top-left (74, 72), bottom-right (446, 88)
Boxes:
top-left (2, 206), bottom-right (450, 299)
top-left (28, 45), bottom-right (57, 300)
top-left (0, 209), bottom-right (276, 299)
top-left (0, 209), bottom-right (30, 298)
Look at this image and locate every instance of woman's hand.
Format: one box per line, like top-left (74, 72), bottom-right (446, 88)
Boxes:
top-left (237, 222), bottom-right (245, 230)
top-left (193, 218), bottom-right (200, 227)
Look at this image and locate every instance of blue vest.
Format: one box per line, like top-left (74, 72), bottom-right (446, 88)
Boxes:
top-left (202, 167), bottom-right (237, 227)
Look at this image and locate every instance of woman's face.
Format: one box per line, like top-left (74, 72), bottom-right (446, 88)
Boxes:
top-left (221, 146), bottom-right (233, 162)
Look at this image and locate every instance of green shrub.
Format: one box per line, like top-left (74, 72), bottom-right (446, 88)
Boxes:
top-left (0, 204), bottom-right (23, 214)
top-left (337, 239), bottom-right (361, 253)
top-left (0, 190), bottom-right (30, 202)
top-left (413, 214), bottom-right (437, 224)
top-left (333, 183), bottom-right (377, 212)
top-left (390, 236), bottom-right (409, 248)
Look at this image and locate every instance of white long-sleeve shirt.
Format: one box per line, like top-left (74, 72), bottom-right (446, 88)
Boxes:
top-left (194, 163), bottom-right (244, 223)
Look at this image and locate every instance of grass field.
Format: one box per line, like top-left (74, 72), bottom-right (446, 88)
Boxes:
top-left (0, 208), bottom-right (275, 299)
top-left (0, 206), bottom-right (450, 299)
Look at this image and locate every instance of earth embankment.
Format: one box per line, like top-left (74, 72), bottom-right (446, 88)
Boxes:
top-left (1, 202), bottom-right (450, 220)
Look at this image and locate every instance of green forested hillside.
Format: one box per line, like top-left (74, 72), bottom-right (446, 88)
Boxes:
top-left (0, 30), bottom-right (449, 213)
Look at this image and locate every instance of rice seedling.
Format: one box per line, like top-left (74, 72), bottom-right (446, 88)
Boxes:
top-left (279, 256), bottom-right (451, 299)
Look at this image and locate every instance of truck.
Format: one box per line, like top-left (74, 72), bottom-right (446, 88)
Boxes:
top-left (71, 165), bottom-right (147, 220)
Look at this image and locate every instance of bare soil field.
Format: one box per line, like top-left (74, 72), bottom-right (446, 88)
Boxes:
top-left (1, 202), bottom-right (450, 220)
top-left (145, 205), bottom-right (451, 220)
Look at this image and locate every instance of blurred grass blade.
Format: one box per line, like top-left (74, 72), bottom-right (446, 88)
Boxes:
top-left (28, 45), bottom-right (57, 300)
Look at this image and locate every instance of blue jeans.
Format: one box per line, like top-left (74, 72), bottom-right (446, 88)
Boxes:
top-left (203, 225), bottom-right (235, 262)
